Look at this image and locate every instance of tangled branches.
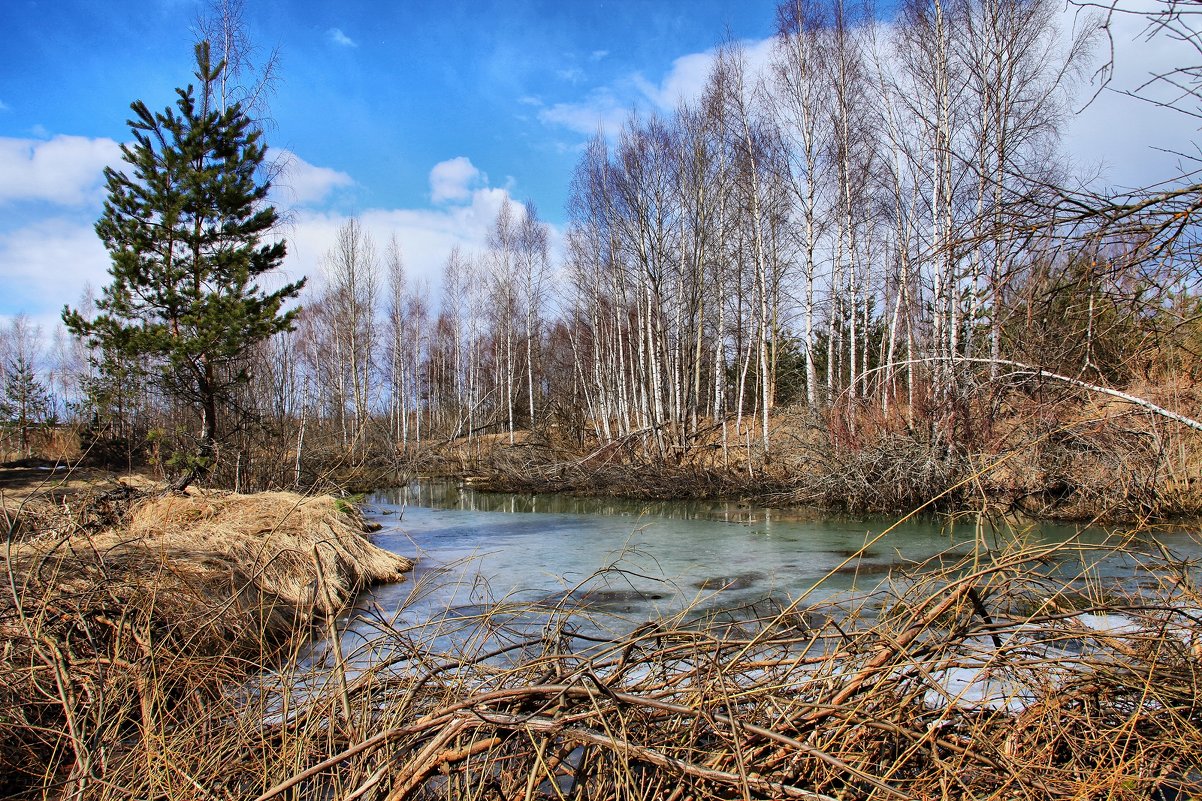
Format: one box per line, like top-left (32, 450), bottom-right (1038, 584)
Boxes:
top-left (7, 525), bottom-right (1195, 800)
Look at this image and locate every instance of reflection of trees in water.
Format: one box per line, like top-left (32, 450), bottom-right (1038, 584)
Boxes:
top-left (378, 479), bottom-right (772, 522)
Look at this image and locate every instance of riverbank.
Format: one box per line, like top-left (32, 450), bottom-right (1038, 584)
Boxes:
top-left (1, 477), bottom-right (412, 799)
top-left (393, 389), bottom-right (1202, 524)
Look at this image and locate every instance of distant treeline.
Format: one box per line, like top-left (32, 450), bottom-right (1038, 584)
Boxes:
top-left (9, 0), bottom-right (1202, 504)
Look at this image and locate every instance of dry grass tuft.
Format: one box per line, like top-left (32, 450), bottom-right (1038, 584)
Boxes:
top-left (0, 486), bottom-right (412, 798)
top-left (117, 490), bottom-right (413, 615)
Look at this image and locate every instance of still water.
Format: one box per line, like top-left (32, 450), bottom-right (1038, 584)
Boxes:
top-left (346, 481), bottom-right (1202, 646)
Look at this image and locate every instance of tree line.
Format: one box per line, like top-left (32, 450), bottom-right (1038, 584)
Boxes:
top-left (8, 0), bottom-right (1202, 495)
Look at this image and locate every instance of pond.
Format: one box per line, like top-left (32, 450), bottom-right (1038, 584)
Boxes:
top-left (334, 481), bottom-right (1202, 656)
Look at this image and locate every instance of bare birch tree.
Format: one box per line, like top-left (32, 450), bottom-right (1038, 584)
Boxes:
top-left (323, 218), bottom-right (379, 455)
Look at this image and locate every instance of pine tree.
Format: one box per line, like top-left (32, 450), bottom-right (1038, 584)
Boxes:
top-left (63, 42), bottom-right (304, 485)
top-left (2, 354), bottom-right (51, 456)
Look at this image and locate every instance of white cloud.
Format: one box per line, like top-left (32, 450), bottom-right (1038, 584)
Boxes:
top-left (0, 145), bottom-right (533, 325)
top-left (535, 38), bottom-right (777, 141)
top-left (283, 185), bottom-right (514, 296)
top-left (429, 156), bottom-right (483, 204)
top-left (531, 12), bottom-right (1194, 199)
top-left (0, 217), bottom-right (110, 317)
top-left (538, 88), bottom-right (631, 138)
top-left (280, 155), bottom-right (569, 301)
top-left (590, 50), bottom-right (609, 62)
top-left (634, 38), bottom-right (776, 112)
top-left (0, 185), bottom-right (516, 329)
top-left (632, 52), bottom-right (716, 111)
top-left (271, 149), bottom-right (354, 206)
top-left (0, 99), bottom-right (9, 112)
top-left (327, 27), bottom-right (357, 48)
top-left (0, 135), bottom-right (121, 206)
top-left (0, 145), bottom-right (353, 326)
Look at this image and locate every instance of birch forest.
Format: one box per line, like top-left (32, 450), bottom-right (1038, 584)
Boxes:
top-left (17, 0), bottom-right (1202, 513)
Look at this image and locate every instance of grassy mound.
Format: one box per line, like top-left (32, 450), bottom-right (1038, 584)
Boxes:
top-left (0, 487), bottom-right (412, 798)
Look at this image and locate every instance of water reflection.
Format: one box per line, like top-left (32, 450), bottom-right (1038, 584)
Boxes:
top-left (345, 481), bottom-right (1202, 654)
top-left (374, 481), bottom-right (791, 525)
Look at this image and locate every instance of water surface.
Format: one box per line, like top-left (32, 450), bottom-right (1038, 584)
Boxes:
top-left (349, 482), bottom-right (1202, 648)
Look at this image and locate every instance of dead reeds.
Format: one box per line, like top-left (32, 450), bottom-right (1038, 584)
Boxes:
top-left (1, 486), bottom-right (412, 798)
top-left (6, 501), bottom-right (1197, 800)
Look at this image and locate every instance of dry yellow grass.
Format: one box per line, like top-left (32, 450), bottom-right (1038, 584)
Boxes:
top-left (6, 488), bottom-right (413, 651)
top-left (117, 489), bottom-right (413, 615)
top-left (1, 486), bottom-right (413, 796)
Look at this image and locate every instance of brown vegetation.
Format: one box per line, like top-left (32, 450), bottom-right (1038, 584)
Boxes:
top-left (5, 500), bottom-right (1200, 800)
top-left (4, 0), bottom-right (1202, 789)
top-left (431, 379), bottom-right (1202, 523)
top-left (1, 482), bottom-right (411, 798)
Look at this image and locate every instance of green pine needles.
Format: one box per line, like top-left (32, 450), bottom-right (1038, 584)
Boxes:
top-left (64, 42), bottom-right (304, 485)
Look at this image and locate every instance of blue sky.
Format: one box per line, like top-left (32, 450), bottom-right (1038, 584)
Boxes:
top-left (0, 0), bottom-right (785, 331)
top-left (0, 0), bottom-right (1196, 339)
top-left (0, 0), bottom-right (775, 214)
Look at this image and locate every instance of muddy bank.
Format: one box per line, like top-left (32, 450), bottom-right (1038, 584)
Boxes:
top-left (414, 420), bottom-right (1202, 523)
top-left (468, 459), bottom-right (795, 503)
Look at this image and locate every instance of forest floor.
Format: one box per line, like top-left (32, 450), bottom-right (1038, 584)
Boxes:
top-left (0, 456), bottom-right (140, 499)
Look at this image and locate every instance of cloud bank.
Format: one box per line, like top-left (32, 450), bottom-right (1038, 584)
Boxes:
top-left (0, 135), bottom-right (121, 206)
top-left (531, 38), bottom-right (776, 142)
top-left (0, 142), bottom-right (530, 333)
top-left (286, 157), bottom-right (515, 294)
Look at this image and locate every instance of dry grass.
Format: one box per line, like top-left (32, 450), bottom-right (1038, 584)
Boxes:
top-left (435, 381), bottom-right (1202, 521)
top-left (113, 490), bottom-right (413, 616)
top-left (0, 485), bottom-right (412, 798)
top-left (0, 428), bottom-right (82, 465)
top-left (6, 502), bottom-right (1200, 800)
top-left (0, 460), bottom-right (164, 543)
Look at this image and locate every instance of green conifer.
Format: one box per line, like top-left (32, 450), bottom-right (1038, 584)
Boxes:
top-left (64, 42), bottom-right (304, 485)
top-left (1, 353), bottom-right (51, 456)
